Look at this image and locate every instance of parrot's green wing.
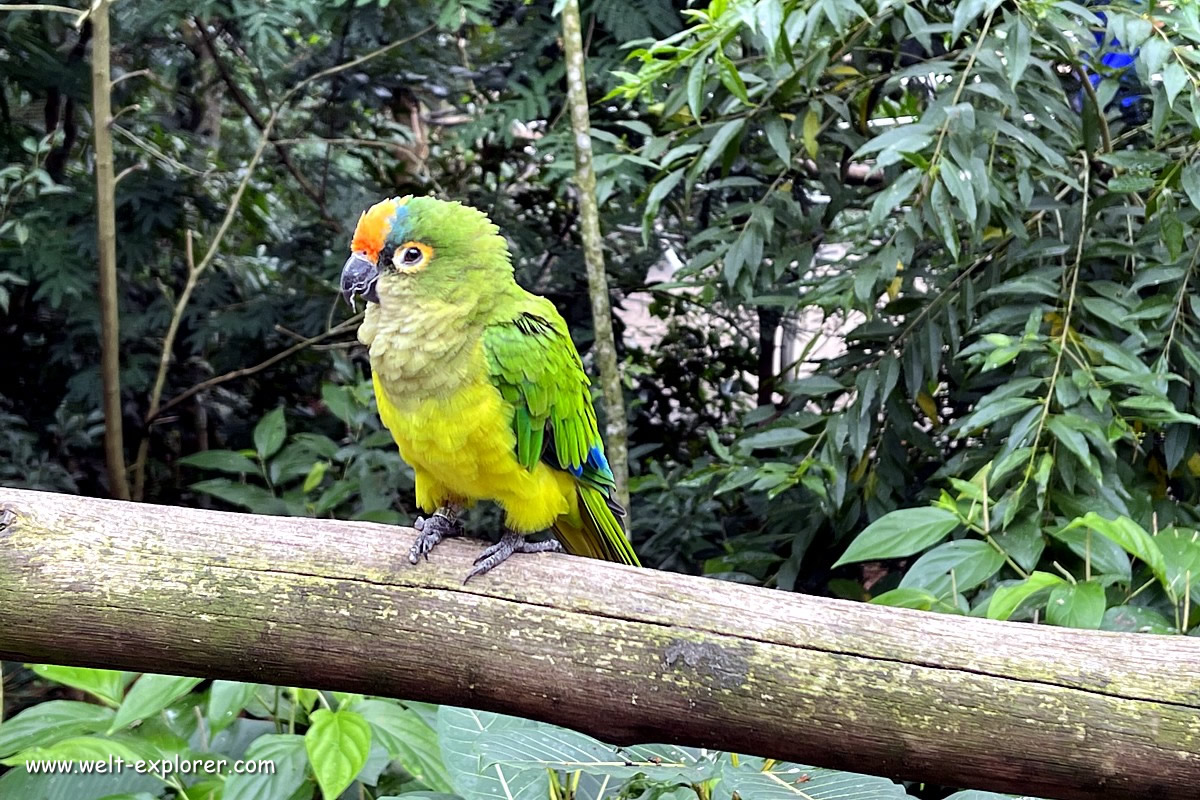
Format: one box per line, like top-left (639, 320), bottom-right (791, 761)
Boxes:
top-left (482, 308), bottom-right (613, 489)
top-left (482, 306), bottom-right (638, 566)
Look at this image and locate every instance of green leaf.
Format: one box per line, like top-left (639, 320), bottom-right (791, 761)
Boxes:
top-left (1107, 174), bottom-right (1156, 193)
top-left (764, 116), bottom-right (790, 165)
top-left (253, 407), bottom-right (287, 460)
top-left (720, 759), bottom-right (912, 799)
top-left (1007, 17), bottom-right (1031, 88)
top-left (1046, 416), bottom-right (1101, 480)
top-left (869, 587), bottom-right (940, 610)
top-left (1046, 580), bottom-right (1106, 629)
top-left (302, 461), bottom-right (329, 493)
top-left (437, 707), bottom-right (547, 799)
top-left (1156, 527), bottom-right (1200, 601)
top-left (1163, 62), bottom-right (1188, 107)
top-left (0, 701), bottom-right (115, 759)
top-left (29, 666), bottom-right (127, 708)
top-left (179, 450), bottom-right (261, 475)
top-left (479, 727), bottom-right (697, 782)
top-left (305, 709), bottom-right (372, 800)
top-left (0, 735), bottom-right (143, 768)
top-left (109, 674), bottom-right (203, 733)
top-left (696, 119), bottom-right (745, 177)
top-left (868, 168), bottom-right (922, 228)
top-left (739, 427), bottom-right (809, 450)
top-left (716, 52), bottom-right (750, 104)
top-left (1181, 164), bottom-right (1200, 210)
top-left (207, 681), bottom-right (261, 735)
top-left (353, 700), bottom-right (455, 793)
top-left (834, 507), bottom-right (959, 567)
top-left (899, 540), bottom-right (1005, 598)
top-left (191, 479), bottom-right (285, 514)
top-left (687, 55), bottom-right (708, 123)
top-left (1061, 513), bottom-right (1167, 585)
top-left (1049, 525), bottom-right (1131, 580)
top-left (321, 383), bottom-right (356, 425)
top-left (224, 734), bottom-right (311, 800)
top-left (1101, 605), bottom-right (1176, 634)
top-left (987, 572), bottom-right (1065, 620)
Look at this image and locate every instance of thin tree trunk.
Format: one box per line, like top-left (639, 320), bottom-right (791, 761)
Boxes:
top-left (560, 0), bottom-right (631, 515)
top-left (92, 0), bottom-right (129, 500)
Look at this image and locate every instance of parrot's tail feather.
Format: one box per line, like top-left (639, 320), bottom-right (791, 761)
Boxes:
top-left (552, 485), bottom-right (640, 566)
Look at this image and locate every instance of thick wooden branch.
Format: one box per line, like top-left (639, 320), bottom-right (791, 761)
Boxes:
top-left (0, 488), bottom-right (1197, 800)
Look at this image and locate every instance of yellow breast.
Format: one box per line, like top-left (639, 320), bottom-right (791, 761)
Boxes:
top-left (371, 372), bottom-right (576, 532)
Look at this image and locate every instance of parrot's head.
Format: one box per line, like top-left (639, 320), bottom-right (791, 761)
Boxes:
top-left (340, 195), bottom-right (511, 312)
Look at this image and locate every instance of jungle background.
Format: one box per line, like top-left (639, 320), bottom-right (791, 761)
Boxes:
top-left (2, 0), bottom-right (1199, 797)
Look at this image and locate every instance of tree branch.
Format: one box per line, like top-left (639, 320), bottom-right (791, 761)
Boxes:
top-left (0, 487), bottom-right (1198, 800)
top-left (149, 314), bottom-right (362, 423)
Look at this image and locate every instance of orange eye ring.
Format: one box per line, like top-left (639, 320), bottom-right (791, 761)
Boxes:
top-left (393, 241), bottom-right (433, 272)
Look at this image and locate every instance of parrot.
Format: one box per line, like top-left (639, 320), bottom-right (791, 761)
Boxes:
top-left (339, 195), bottom-right (640, 580)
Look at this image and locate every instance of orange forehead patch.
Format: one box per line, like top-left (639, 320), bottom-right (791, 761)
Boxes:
top-left (350, 196), bottom-right (409, 260)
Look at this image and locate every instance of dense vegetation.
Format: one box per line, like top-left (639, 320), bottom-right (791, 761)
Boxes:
top-left (2, 0), bottom-right (1198, 797)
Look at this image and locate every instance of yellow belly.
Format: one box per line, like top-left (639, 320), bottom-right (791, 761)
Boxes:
top-left (372, 372), bottom-right (576, 532)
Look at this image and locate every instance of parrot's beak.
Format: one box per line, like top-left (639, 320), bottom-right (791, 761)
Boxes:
top-left (340, 252), bottom-right (380, 311)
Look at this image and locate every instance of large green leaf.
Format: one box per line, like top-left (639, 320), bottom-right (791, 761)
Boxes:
top-left (304, 709), bottom-right (371, 800)
top-left (0, 701), bottom-right (114, 759)
top-left (253, 407), bottom-right (287, 460)
top-left (717, 758), bottom-right (915, 799)
top-left (109, 674), bottom-right (203, 733)
top-left (207, 681), bottom-right (261, 735)
top-left (1060, 514), bottom-right (1167, 586)
top-left (899, 539), bottom-right (1005, 598)
top-left (834, 507), bottom-right (960, 566)
top-left (436, 707), bottom-right (547, 800)
top-left (1155, 527), bottom-right (1200, 601)
top-left (178, 450), bottom-right (260, 475)
top-left (1045, 580), bottom-right (1106, 629)
top-left (224, 733), bottom-right (312, 800)
top-left (352, 699), bottom-right (455, 793)
top-left (987, 572), bottom-right (1065, 621)
top-left (29, 667), bottom-right (128, 708)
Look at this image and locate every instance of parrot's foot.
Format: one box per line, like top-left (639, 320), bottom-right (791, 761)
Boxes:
top-left (410, 508), bottom-right (464, 564)
top-left (463, 531), bottom-right (563, 583)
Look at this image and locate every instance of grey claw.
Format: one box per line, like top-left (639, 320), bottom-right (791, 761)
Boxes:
top-left (463, 532), bottom-right (564, 583)
top-left (409, 511), bottom-right (462, 565)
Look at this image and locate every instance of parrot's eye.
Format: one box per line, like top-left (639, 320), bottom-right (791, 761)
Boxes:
top-left (392, 241), bottom-right (433, 272)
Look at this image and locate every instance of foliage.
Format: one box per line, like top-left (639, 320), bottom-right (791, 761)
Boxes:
top-left (0, 666), bottom-right (932, 800)
top-left (608, 0), bottom-right (1200, 635)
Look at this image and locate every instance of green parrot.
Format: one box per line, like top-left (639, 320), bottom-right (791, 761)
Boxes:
top-left (340, 195), bottom-right (639, 580)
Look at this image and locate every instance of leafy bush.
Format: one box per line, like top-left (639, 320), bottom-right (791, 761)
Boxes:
top-left (1, 665), bottom-right (1015, 800)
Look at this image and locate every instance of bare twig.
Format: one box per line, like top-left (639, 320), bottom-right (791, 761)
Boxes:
top-left (151, 315), bottom-right (362, 423)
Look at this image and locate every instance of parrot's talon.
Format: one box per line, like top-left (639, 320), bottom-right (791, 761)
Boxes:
top-left (408, 508), bottom-right (463, 565)
top-left (463, 531), bottom-right (563, 582)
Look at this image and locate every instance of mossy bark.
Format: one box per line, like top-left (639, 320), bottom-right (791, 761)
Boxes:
top-left (1, 488), bottom-right (1198, 800)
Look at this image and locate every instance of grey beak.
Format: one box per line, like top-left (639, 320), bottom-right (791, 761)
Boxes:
top-left (340, 253), bottom-right (379, 310)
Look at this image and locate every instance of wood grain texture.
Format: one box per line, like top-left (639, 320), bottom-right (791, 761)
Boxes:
top-left (0, 487), bottom-right (1197, 800)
